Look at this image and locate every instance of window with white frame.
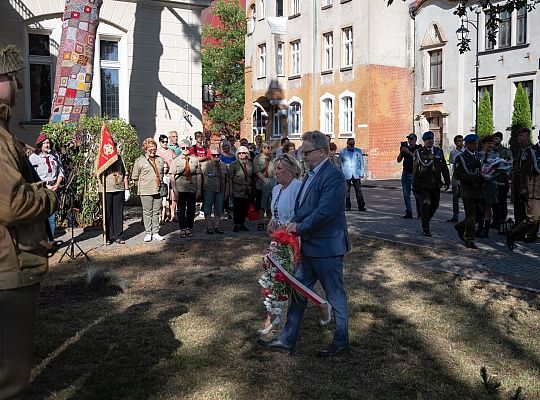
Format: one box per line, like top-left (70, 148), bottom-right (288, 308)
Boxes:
top-left (28, 32), bottom-right (53, 120)
top-left (428, 49), bottom-right (442, 90)
top-left (340, 93), bottom-right (354, 136)
top-left (499, 10), bottom-right (511, 48)
top-left (100, 39), bottom-right (120, 119)
top-left (259, 0), bottom-right (265, 19)
top-left (276, 0), bottom-right (283, 17)
top-left (276, 42), bottom-right (284, 75)
top-left (291, 40), bottom-right (301, 76)
top-left (517, 6), bottom-right (527, 45)
top-left (342, 27), bottom-right (353, 68)
top-left (258, 43), bottom-right (266, 77)
top-left (291, 0), bottom-right (300, 15)
top-left (253, 107), bottom-right (266, 139)
top-left (478, 85), bottom-right (494, 115)
top-left (320, 97), bottom-right (334, 135)
top-left (515, 80), bottom-right (534, 116)
top-left (272, 106), bottom-right (281, 137)
top-left (289, 101), bottom-right (302, 136)
top-left (323, 32), bottom-right (333, 71)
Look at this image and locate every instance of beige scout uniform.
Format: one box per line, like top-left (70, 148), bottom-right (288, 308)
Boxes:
top-left (253, 153), bottom-right (274, 191)
top-left (132, 155), bottom-right (165, 234)
top-left (229, 159), bottom-right (253, 198)
top-left (202, 160), bottom-right (229, 193)
top-left (170, 155), bottom-right (200, 193)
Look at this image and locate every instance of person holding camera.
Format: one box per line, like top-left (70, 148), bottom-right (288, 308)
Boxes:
top-left (397, 133), bottom-right (422, 219)
top-left (412, 131), bottom-right (450, 237)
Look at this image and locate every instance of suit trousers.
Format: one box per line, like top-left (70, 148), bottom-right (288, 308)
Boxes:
top-left (0, 283), bottom-right (40, 400)
top-left (419, 188), bottom-right (440, 231)
top-left (346, 178), bottom-right (365, 210)
top-left (140, 194), bottom-right (161, 234)
top-left (233, 197), bottom-right (249, 226)
top-left (105, 191), bottom-right (124, 242)
top-left (492, 184), bottom-right (509, 225)
top-left (511, 199), bottom-right (540, 240)
top-left (278, 255), bottom-right (349, 348)
top-left (177, 192), bottom-right (196, 229)
top-left (451, 181), bottom-right (461, 219)
top-left (456, 197), bottom-right (484, 242)
top-left (513, 188), bottom-right (527, 225)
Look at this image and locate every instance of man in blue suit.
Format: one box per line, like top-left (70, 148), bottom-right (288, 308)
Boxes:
top-left (340, 138), bottom-right (367, 211)
top-left (258, 131), bottom-right (350, 357)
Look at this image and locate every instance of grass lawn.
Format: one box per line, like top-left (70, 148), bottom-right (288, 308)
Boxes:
top-left (27, 234), bottom-right (539, 400)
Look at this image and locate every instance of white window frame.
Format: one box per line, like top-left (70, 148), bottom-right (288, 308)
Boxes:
top-left (339, 91), bottom-right (355, 137)
top-left (276, 42), bottom-right (284, 76)
top-left (342, 27), bottom-right (353, 68)
top-left (422, 47), bottom-right (444, 92)
top-left (291, 40), bottom-right (301, 76)
top-left (323, 32), bottom-right (333, 71)
top-left (259, 0), bottom-right (265, 19)
top-left (98, 37), bottom-right (123, 120)
top-left (252, 106), bottom-right (267, 140)
top-left (288, 96), bottom-right (303, 138)
top-left (510, 77), bottom-right (535, 123)
top-left (320, 93), bottom-right (335, 136)
top-left (291, 0), bottom-right (301, 15)
top-left (272, 106), bottom-right (281, 138)
top-left (26, 29), bottom-right (54, 121)
top-left (258, 43), bottom-right (267, 78)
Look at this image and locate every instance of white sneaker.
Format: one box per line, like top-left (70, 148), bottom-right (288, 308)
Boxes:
top-left (143, 234), bottom-right (152, 242)
top-left (153, 233), bottom-right (165, 241)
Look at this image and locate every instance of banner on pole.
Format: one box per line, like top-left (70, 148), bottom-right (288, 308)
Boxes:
top-left (95, 124), bottom-right (118, 176)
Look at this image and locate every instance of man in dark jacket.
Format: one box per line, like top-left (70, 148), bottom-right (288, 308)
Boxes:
top-left (412, 131), bottom-right (450, 237)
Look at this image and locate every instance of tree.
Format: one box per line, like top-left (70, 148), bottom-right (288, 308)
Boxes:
top-left (477, 91), bottom-right (494, 140)
top-left (509, 83), bottom-right (532, 156)
top-left (202, 0), bottom-right (246, 135)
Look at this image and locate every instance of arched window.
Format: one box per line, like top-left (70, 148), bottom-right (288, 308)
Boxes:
top-left (339, 91), bottom-right (355, 136)
top-left (320, 93), bottom-right (335, 136)
top-left (289, 101), bottom-right (302, 136)
top-left (252, 106), bottom-right (266, 140)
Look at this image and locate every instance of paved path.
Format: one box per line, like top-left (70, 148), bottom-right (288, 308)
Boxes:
top-left (56, 182), bottom-right (540, 293)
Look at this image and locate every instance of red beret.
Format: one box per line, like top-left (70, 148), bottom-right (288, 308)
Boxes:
top-left (36, 133), bottom-right (47, 145)
top-left (482, 135), bottom-right (495, 144)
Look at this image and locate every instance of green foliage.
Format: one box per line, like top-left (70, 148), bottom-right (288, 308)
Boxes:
top-left (477, 91), bottom-right (494, 139)
top-left (41, 116), bottom-right (141, 227)
top-left (510, 83), bottom-right (532, 156)
top-left (202, 0), bottom-right (245, 135)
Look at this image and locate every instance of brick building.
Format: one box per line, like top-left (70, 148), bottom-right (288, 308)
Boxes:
top-left (243, 0), bottom-right (414, 178)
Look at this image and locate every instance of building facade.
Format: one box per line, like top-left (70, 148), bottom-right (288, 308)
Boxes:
top-left (1, 0), bottom-right (211, 145)
top-left (243, 0), bottom-right (414, 178)
top-left (412, 0), bottom-right (537, 150)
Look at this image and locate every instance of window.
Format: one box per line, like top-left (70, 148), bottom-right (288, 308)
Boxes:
top-left (339, 93), bottom-right (354, 136)
top-left (342, 27), bottom-right (353, 68)
top-left (478, 85), bottom-right (494, 113)
top-left (258, 43), bottom-right (266, 77)
top-left (276, 0), bottom-right (283, 17)
top-left (499, 10), bottom-right (511, 48)
top-left (252, 107), bottom-right (267, 139)
top-left (259, 0), bottom-right (265, 19)
top-left (272, 106), bottom-right (281, 137)
top-left (428, 49), bottom-right (442, 90)
top-left (322, 0), bottom-right (333, 6)
top-left (100, 40), bottom-right (120, 118)
top-left (291, 0), bottom-right (300, 15)
top-left (323, 32), bottom-right (333, 71)
top-left (321, 97), bottom-right (334, 135)
top-left (485, 12), bottom-right (496, 50)
top-left (289, 101), bottom-right (302, 136)
top-left (276, 42), bottom-right (284, 75)
top-left (291, 40), bottom-right (301, 76)
top-left (28, 32), bottom-right (53, 120)
top-left (515, 81), bottom-right (533, 115)
top-left (517, 6), bottom-right (527, 45)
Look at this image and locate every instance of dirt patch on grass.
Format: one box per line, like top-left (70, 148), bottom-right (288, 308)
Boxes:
top-left (27, 234), bottom-right (539, 400)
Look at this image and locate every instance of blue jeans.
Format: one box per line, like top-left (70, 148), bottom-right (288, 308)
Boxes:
top-left (401, 171), bottom-right (421, 215)
top-left (278, 255), bottom-right (349, 348)
top-left (47, 213), bottom-right (56, 241)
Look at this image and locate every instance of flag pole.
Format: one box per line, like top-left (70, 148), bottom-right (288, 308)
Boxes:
top-left (101, 174), bottom-right (107, 245)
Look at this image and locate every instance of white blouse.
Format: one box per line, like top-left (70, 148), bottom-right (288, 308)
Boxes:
top-left (271, 179), bottom-right (302, 226)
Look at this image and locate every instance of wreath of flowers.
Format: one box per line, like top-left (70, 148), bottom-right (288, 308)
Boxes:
top-left (259, 228), bottom-right (300, 317)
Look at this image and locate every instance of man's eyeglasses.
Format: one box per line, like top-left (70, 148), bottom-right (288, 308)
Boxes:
top-left (303, 148), bottom-right (321, 156)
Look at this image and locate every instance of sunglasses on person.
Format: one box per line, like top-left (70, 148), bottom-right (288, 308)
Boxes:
top-left (238, 152), bottom-right (247, 155)
top-left (181, 146), bottom-right (189, 150)
top-left (211, 153), bottom-right (220, 157)
top-left (161, 140), bottom-right (168, 143)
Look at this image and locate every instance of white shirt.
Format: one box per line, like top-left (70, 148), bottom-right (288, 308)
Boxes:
top-left (28, 152), bottom-right (64, 183)
top-left (271, 179), bottom-right (302, 226)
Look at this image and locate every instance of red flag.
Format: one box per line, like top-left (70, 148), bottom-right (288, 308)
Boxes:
top-left (95, 124), bottom-right (118, 176)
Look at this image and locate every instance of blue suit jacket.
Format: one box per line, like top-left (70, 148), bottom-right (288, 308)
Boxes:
top-left (294, 160), bottom-right (350, 257)
top-left (340, 147), bottom-right (364, 180)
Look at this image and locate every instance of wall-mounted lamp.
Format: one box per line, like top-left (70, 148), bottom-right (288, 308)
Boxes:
top-left (498, 55), bottom-right (504, 62)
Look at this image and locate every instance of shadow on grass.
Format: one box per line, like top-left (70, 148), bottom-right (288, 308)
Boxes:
top-left (27, 234), bottom-right (538, 400)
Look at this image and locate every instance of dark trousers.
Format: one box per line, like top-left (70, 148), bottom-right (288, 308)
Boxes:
top-left (0, 283), bottom-right (40, 400)
top-left (419, 188), bottom-right (440, 231)
top-left (513, 188), bottom-right (527, 225)
top-left (178, 192), bottom-right (196, 229)
top-left (492, 184), bottom-right (509, 225)
top-left (346, 178), bottom-right (365, 210)
top-left (456, 197), bottom-right (484, 242)
top-left (105, 191), bottom-right (124, 242)
top-left (233, 197), bottom-right (249, 226)
top-left (451, 181), bottom-right (460, 219)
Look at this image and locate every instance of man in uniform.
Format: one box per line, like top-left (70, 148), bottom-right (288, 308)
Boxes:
top-left (511, 127), bottom-right (532, 225)
top-left (412, 131), bottom-right (450, 236)
top-left (0, 44), bottom-right (58, 398)
top-left (507, 129), bottom-right (540, 250)
top-left (454, 134), bottom-right (484, 249)
top-left (492, 131), bottom-right (513, 233)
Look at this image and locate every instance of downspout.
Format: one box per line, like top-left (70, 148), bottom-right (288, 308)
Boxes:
top-left (311, 0), bottom-right (317, 130)
top-left (409, 5), bottom-right (416, 134)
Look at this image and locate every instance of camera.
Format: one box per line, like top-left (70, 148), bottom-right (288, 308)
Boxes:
top-left (400, 141), bottom-right (408, 148)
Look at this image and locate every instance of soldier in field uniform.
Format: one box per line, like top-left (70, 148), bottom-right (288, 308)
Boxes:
top-left (454, 134), bottom-right (485, 249)
top-left (507, 130), bottom-right (540, 251)
top-left (511, 127), bottom-right (533, 226)
top-left (412, 130), bottom-right (450, 237)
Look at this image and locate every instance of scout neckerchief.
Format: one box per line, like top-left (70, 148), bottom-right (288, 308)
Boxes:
top-left (184, 156), bottom-right (192, 181)
top-left (264, 157), bottom-right (269, 177)
top-left (215, 160), bottom-right (224, 192)
top-left (240, 160), bottom-right (250, 185)
top-left (146, 156), bottom-right (161, 188)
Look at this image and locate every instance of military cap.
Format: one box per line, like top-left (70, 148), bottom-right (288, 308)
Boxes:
top-left (464, 134), bottom-right (478, 143)
top-left (0, 44), bottom-right (24, 75)
top-left (482, 135), bottom-right (495, 144)
top-left (422, 131), bottom-right (434, 141)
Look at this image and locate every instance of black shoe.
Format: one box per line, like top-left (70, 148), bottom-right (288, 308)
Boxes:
top-left (239, 225), bottom-right (249, 231)
top-left (318, 343), bottom-right (350, 358)
top-left (446, 217), bottom-right (458, 223)
top-left (214, 227), bottom-right (224, 234)
top-left (257, 338), bottom-right (293, 354)
top-left (206, 228), bottom-right (214, 235)
top-left (422, 230), bottom-right (432, 237)
top-left (454, 224), bottom-right (465, 243)
top-left (403, 213), bottom-right (413, 219)
top-left (465, 241), bottom-right (478, 249)
top-left (506, 234), bottom-right (515, 252)
top-left (358, 207), bottom-right (367, 212)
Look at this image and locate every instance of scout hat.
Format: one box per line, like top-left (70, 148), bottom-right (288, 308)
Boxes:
top-left (0, 44), bottom-right (24, 75)
top-left (36, 132), bottom-right (47, 145)
top-left (464, 134), bottom-right (478, 143)
top-left (422, 131), bottom-right (434, 141)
